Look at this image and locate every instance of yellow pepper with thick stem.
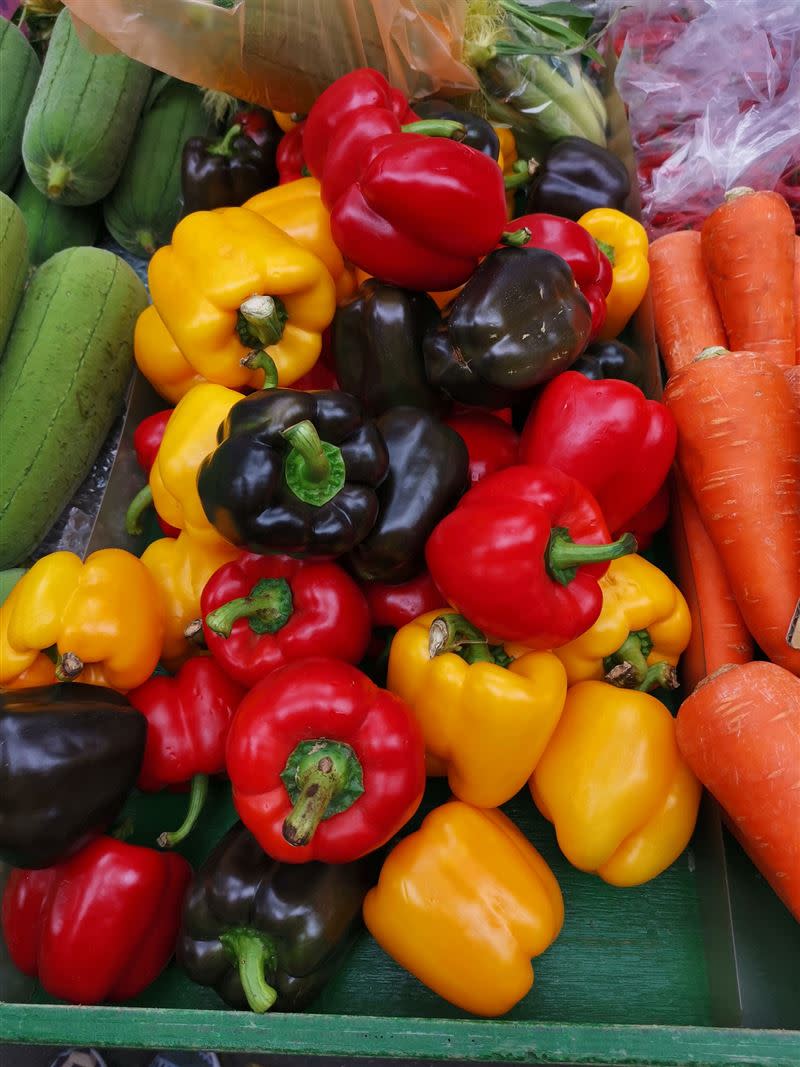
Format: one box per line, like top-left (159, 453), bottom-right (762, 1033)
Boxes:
top-left (0, 550), bottom-right (164, 692)
top-left (578, 207), bottom-right (649, 340)
top-left (555, 555), bottom-right (691, 691)
top-left (363, 801), bottom-right (564, 1017)
top-left (387, 610), bottom-right (567, 808)
top-left (530, 681), bottom-right (702, 887)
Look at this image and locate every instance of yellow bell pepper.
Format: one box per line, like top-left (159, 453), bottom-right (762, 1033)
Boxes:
top-left (555, 555), bottom-right (691, 691)
top-left (140, 206), bottom-right (336, 393)
top-left (494, 126), bottom-right (518, 174)
top-left (387, 610), bottom-right (567, 807)
top-left (578, 208), bottom-right (650, 340)
top-left (0, 550), bottom-right (164, 692)
top-left (363, 800), bottom-right (563, 1017)
top-left (134, 305), bottom-right (207, 404)
top-left (531, 681), bottom-right (702, 886)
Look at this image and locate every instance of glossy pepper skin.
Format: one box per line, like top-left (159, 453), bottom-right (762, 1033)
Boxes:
top-left (413, 99), bottom-right (500, 160)
top-left (333, 280), bottom-right (444, 416)
top-left (227, 657), bottom-right (426, 864)
top-left (181, 110), bottom-right (281, 214)
top-left (571, 338), bottom-right (643, 387)
top-left (531, 681), bottom-right (702, 886)
top-left (0, 550), bottom-right (164, 692)
top-left (0, 684), bottom-right (146, 868)
top-left (198, 388), bottom-right (389, 559)
top-left (424, 248), bottom-right (592, 409)
top-left (134, 305), bottom-right (206, 404)
top-left (388, 610), bottom-right (567, 807)
top-left (200, 553), bottom-right (371, 689)
top-left (363, 801), bottom-right (564, 1017)
top-left (578, 208), bottom-right (650, 340)
top-left (526, 136), bottom-right (631, 221)
top-left (177, 822), bottom-right (379, 1013)
top-left (2, 836), bottom-right (191, 1004)
top-left (364, 571), bottom-right (444, 631)
top-left (277, 123), bottom-right (306, 184)
top-left (426, 465), bottom-right (637, 650)
top-left (348, 407), bottom-right (469, 584)
top-left (132, 410), bottom-right (180, 538)
top-left (519, 371), bottom-right (677, 533)
top-left (445, 411), bottom-right (519, 486)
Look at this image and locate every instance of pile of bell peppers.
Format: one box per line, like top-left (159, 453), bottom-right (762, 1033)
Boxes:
top-left (1, 67), bottom-right (701, 1020)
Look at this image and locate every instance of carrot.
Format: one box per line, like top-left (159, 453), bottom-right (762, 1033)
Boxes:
top-left (786, 365), bottom-right (800, 409)
top-left (701, 188), bottom-right (795, 368)
top-left (649, 230), bottom-right (727, 378)
top-left (794, 235), bottom-right (800, 363)
top-left (664, 347), bottom-right (800, 674)
top-left (676, 661), bottom-right (800, 921)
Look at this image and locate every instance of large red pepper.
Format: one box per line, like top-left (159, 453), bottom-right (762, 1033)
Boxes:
top-left (226, 657), bottom-right (426, 864)
top-left (277, 123), bottom-right (306, 184)
top-left (425, 465), bottom-right (637, 649)
top-left (127, 659), bottom-right (245, 847)
top-left (363, 571), bottom-right (445, 631)
top-left (131, 409), bottom-right (180, 538)
top-left (625, 483), bottom-right (670, 551)
top-left (445, 411), bottom-right (519, 486)
top-left (519, 371), bottom-right (677, 532)
top-left (1, 837), bottom-right (190, 1005)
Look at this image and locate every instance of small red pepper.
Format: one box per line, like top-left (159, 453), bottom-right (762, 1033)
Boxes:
top-left (519, 371), bottom-right (677, 532)
top-left (425, 464), bottom-right (637, 649)
top-left (226, 656), bottom-right (426, 864)
top-left (131, 409), bottom-right (180, 538)
top-left (622, 483), bottom-right (670, 551)
top-left (232, 107), bottom-right (279, 147)
top-left (277, 123), bottom-right (307, 184)
top-left (363, 571), bottom-right (445, 631)
top-left (445, 411), bottom-right (519, 486)
top-left (127, 659), bottom-right (245, 847)
top-left (1, 836), bottom-right (190, 1004)
top-left (291, 359), bottom-right (338, 390)
top-left (201, 554), bottom-right (371, 690)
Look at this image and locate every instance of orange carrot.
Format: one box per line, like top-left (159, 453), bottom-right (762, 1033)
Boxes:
top-left (794, 235), bottom-right (800, 363)
top-left (649, 230), bottom-right (727, 378)
top-left (664, 347), bottom-right (800, 674)
top-left (701, 189), bottom-right (795, 368)
top-left (786, 365), bottom-right (800, 408)
top-left (676, 661), bottom-right (800, 921)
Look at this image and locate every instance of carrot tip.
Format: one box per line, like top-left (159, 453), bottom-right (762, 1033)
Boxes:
top-left (724, 186), bottom-right (754, 202)
top-left (695, 346), bottom-right (730, 362)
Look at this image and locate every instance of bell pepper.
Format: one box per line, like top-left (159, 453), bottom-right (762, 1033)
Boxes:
top-left (134, 304), bottom-right (207, 404)
top-left (554, 554), bottom-right (690, 691)
top-left (364, 571), bottom-right (445, 631)
top-left (0, 683), bottom-right (146, 868)
top-left (0, 550), bottom-right (164, 691)
top-left (531, 681), bottom-right (702, 886)
top-left (503, 213), bottom-right (612, 338)
top-left (2, 836), bottom-right (191, 1004)
top-left (198, 388), bottom-right (389, 559)
top-left (226, 657), bottom-right (426, 864)
top-left (519, 371), bottom-right (677, 532)
top-left (348, 408), bottom-right (469, 584)
top-left (578, 208), bottom-right (650, 340)
top-left (424, 248), bottom-right (592, 409)
top-left (426, 465), bottom-right (637, 649)
top-left (495, 126), bottom-right (518, 174)
top-left (414, 99), bottom-right (500, 160)
top-left (273, 110), bottom-right (302, 134)
top-left (181, 110), bottom-right (281, 213)
top-left (140, 532), bottom-right (240, 667)
top-left (128, 659), bottom-right (245, 848)
top-left (200, 553), bottom-right (371, 689)
top-left (177, 822), bottom-right (378, 1013)
top-left (333, 280), bottom-right (444, 416)
top-left (526, 136), bottom-right (631, 221)
top-left (625, 484), bottom-right (669, 551)
top-left (363, 801), bottom-right (564, 1017)
top-left (145, 207), bottom-right (336, 391)
top-left (130, 409), bottom-right (180, 538)
top-left (571, 337), bottom-right (643, 387)
top-left (387, 610), bottom-right (567, 806)
top-left (276, 123), bottom-right (307, 184)
top-left (445, 410), bottom-right (519, 486)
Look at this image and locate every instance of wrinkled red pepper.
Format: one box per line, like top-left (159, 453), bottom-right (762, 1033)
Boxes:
top-left (426, 464), bottom-right (637, 649)
top-left (277, 123), bottom-right (306, 184)
top-left (363, 571), bottom-right (445, 631)
top-left (445, 411), bottom-right (519, 486)
top-left (132, 409), bottom-right (179, 538)
top-left (1, 837), bottom-right (190, 1005)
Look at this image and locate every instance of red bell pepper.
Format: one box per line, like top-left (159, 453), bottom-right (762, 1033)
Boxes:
top-left (131, 409), bottom-right (180, 538)
top-left (624, 483), bottom-right (670, 551)
top-left (127, 658), bottom-right (245, 847)
top-left (201, 553), bottom-right (371, 690)
top-left (363, 571), bottom-right (445, 631)
top-left (445, 411), bottom-right (519, 486)
top-left (291, 359), bottom-right (338, 390)
top-left (1, 836), bottom-right (190, 1005)
top-left (277, 123), bottom-right (306, 184)
top-left (519, 371), bottom-right (677, 532)
top-left (425, 464), bottom-right (637, 649)
top-left (226, 656), bottom-right (426, 864)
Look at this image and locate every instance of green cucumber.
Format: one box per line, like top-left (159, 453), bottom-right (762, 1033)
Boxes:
top-left (13, 170), bottom-right (100, 265)
top-left (0, 192), bottom-right (29, 353)
top-left (0, 18), bottom-right (40, 194)
top-left (22, 9), bottom-right (152, 206)
top-left (0, 246), bottom-right (148, 567)
top-left (104, 79), bottom-right (213, 257)
top-left (0, 568), bottom-right (26, 606)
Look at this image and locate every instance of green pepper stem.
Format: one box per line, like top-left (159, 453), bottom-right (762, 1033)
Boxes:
top-left (219, 928), bottom-right (278, 1014)
top-left (54, 651), bottom-right (84, 682)
top-left (183, 618), bottom-right (206, 645)
top-left (604, 631), bottom-right (651, 686)
top-left (46, 161), bottom-right (71, 198)
top-left (240, 349), bottom-right (279, 388)
top-left (400, 119), bottom-right (466, 140)
top-left (547, 528), bottom-right (637, 587)
top-left (282, 757), bottom-right (338, 847)
top-left (205, 577), bottom-right (293, 638)
top-left (208, 123), bottom-right (242, 157)
top-left (282, 420), bottom-right (329, 482)
top-left (637, 661), bottom-right (679, 693)
top-left (429, 614), bottom-right (494, 663)
top-left (281, 739), bottom-right (364, 847)
top-left (595, 238), bottom-right (616, 265)
top-left (157, 775), bottom-right (209, 848)
top-left (503, 159), bottom-right (536, 190)
top-left (237, 295), bottom-right (288, 348)
top-left (126, 485), bottom-right (154, 536)
top-left (500, 227), bottom-right (531, 247)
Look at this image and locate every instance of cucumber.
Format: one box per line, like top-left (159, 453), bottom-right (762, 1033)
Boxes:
top-left (0, 246), bottom-right (148, 567)
top-left (0, 192), bottom-right (29, 353)
top-left (0, 568), bottom-right (25, 606)
top-left (104, 79), bottom-right (213, 257)
top-left (21, 9), bottom-right (152, 206)
top-left (0, 18), bottom-right (40, 194)
top-left (13, 169), bottom-right (100, 265)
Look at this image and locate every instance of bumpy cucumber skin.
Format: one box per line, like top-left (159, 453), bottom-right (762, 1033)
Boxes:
top-left (0, 192), bottom-right (29, 353)
top-left (0, 247), bottom-right (148, 567)
top-left (21, 9), bottom-right (152, 206)
top-left (104, 80), bottom-right (212, 258)
top-left (0, 18), bottom-right (40, 194)
top-left (13, 169), bottom-right (100, 265)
